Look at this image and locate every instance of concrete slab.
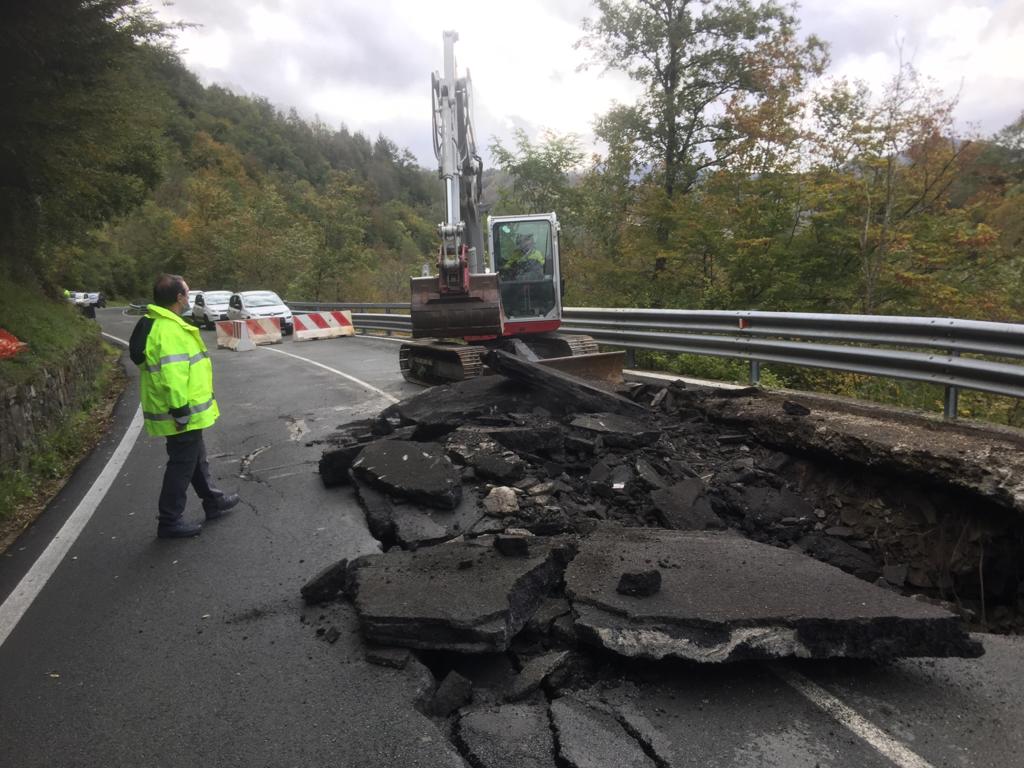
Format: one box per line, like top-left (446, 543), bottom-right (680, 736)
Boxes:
top-left (565, 527), bottom-right (983, 663)
top-left (351, 536), bottom-right (575, 652)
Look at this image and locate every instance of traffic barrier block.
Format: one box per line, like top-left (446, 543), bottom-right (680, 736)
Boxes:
top-left (293, 310), bottom-right (355, 341)
top-left (246, 317), bottom-right (282, 345)
top-left (215, 319), bottom-right (279, 350)
top-left (216, 320), bottom-right (255, 351)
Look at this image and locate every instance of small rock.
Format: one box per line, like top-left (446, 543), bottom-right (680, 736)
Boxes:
top-left (782, 400), bottom-right (811, 416)
top-left (494, 535), bottom-right (531, 558)
top-left (483, 487), bottom-right (519, 516)
top-left (617, 569), bottom-right (662, 597)
top-left (427, 670), bottom-right (473, 717)
top-left (883, 564), bottom-right (909, 587)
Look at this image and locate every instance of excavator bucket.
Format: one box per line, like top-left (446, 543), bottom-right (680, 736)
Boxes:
top-left (536, 350), bottom-right (626, 388)
top-left (410, 273), bottom-right (503, 339)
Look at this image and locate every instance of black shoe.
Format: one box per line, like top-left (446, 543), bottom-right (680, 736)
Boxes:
top-left (157, 519), bottom-right (202, 539)
top-left (203, 492), bottom-right (240, 521)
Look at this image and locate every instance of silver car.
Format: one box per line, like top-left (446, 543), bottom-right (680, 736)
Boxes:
top-left (227, 290), bottom-right (293, 335)
top-left (192, 290), bottom-right (233, 329)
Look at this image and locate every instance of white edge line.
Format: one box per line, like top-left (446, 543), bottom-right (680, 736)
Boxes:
top-left (0, 406), bottom-right (144, 649)
top-left (773, 666), bottom-right (935, 768)
top-left (260, 346), bottom-right (399, 404)
top-left (102, 332), bottom-right (129, 346)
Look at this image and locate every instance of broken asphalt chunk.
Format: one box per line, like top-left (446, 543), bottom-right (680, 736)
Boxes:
top-left (570, 413), bottom-right (661, 449)
top-left (485, 349), bottom-right (646, 416)
top-left (504, 650), bottom-right (570, 702)
top-left (650, 479), bottom-right (724, 531)
top-left (565, 526), bottom-right (983, 663)
top-left (454, 704), bottom-right (555, 768)
top-left (350, 536), bottom-right (576, 652)
top-left (427, 670), bottom-right (473, 717)
top-left (300, 559), bottom-right (350, 605)
top-left (351, 440), bottom-right (462, 510)
top-left (550, 696), bottom-right (657, 768)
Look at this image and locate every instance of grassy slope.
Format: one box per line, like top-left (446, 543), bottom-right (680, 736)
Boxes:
top-left (0, 278), bottom-right (126, 546)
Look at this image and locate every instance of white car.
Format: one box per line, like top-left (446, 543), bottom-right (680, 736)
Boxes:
top-left (227, 290), bottom-right (293, 335)
top-left (182, 289), bottom-right (201, 323)
top-left (192, 290), bottom-right (233, 329)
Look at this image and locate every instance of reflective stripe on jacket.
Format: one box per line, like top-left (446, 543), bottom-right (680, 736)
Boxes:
top-left (139, 304), bottom-right (219, 437)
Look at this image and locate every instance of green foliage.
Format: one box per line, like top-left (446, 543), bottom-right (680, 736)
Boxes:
top-left (0, 1), bottom-right (177, 287)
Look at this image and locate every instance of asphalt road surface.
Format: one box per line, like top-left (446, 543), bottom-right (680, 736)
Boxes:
top-left (0, 307), bottom-right (1021, 768)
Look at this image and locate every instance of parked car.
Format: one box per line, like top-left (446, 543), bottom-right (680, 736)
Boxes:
top-left (192, 290), bottom-right (233, 329)
top-left (227, 290), bottom-right (293, 335)
top-left (182, 289), bottom-right (202, 323)
top-left (66, 291), bottom-right (106, 308)
top-left (66, 290), bottom-right (106, 319)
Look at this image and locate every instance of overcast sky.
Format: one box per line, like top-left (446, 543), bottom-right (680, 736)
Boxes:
top-left (146, 0), bottom-right (1024, 168)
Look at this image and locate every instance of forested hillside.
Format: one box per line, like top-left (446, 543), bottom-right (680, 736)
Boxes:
top-left (3, 0), bottom-right (1021, 318)
top-left (1, 0), bottom-right (444, 303)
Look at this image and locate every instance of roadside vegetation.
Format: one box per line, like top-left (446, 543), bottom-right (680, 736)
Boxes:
top-left (0, 285), bottom-right (124, 547)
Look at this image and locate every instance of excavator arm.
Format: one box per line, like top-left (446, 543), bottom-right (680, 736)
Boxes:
top-left (410, 30), bottom-right (502, 339)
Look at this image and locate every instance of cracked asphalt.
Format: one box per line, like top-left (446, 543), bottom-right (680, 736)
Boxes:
top-left (0, 307), bottom-right (1022, 768)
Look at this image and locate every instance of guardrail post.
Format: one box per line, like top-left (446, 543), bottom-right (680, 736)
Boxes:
top-left (749, 359), bottom-right (761, 386)
top-left (944, 350), bottom-right (960, 419)
top-left (625, 348), bottom-right (636, 369)
top-left (385, 306), bottom-right (392, 337)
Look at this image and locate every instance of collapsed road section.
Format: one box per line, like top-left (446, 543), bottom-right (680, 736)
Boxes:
top-left (304, 356), bottom-right (1021, 765)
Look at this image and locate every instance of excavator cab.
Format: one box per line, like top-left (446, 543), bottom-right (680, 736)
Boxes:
top-left (490, 213), bottom-right (561, 333)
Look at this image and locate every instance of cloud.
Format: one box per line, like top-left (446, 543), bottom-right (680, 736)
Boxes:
top-left (148, 0), bottom-right (1023, 166)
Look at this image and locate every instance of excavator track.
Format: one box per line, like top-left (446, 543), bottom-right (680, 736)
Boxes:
top-left (399, 341), bottom-right (487, 387)
top-left (519, 333), bottom-right (600, 359)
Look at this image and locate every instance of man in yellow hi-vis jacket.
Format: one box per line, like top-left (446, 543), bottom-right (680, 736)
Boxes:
top-left (129, 274), bottom-right (240, 539)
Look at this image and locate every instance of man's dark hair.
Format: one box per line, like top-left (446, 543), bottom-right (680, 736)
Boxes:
top-left (153, 274), bottom-right (186, 307)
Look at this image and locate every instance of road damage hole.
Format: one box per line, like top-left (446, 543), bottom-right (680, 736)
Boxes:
top-left (303, 361), bottom-right (1024, 766)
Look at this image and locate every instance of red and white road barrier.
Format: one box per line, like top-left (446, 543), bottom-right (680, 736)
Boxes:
top-left (215, 318), bottom-right (281, 350)
top-left (292, 310), bottom-right (355, 341)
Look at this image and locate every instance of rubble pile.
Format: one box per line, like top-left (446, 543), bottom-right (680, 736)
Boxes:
top-left (304, 360), bottom-right (1023, 766)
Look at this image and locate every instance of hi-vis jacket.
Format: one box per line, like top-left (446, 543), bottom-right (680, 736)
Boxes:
top-left (130, 304), bottom-right (219, 437)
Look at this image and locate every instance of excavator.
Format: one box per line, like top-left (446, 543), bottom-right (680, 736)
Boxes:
top-left (400, 31), bottom-right (623, 387)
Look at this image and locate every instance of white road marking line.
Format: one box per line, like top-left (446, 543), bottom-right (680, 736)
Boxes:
top-left (0, 406), bottom-right (144, 650)
top-left (773, 666), bottom-right (935, 768)
top-left (261, 346), bottom-right (399, 403)
top-left (102, 332), bottom-right (129, 346)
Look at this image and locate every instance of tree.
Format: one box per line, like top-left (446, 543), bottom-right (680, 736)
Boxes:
top-left (489, 129), bottom-right (585, 217)
top-left (0, 1), bottom-right (177, 287)
top-left (578, 0), bottom-right (826, 207)
top-left (807, 58), bottom-right (977, 313)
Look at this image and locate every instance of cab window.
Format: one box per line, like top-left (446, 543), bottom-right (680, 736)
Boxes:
top-left (492, 220), bottom-right (556, 321)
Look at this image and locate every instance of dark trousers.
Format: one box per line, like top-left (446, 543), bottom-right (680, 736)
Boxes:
top-left (158, 429), bottom-right (222, 523)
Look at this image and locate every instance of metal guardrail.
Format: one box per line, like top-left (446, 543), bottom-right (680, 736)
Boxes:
top-left (286, 301), bottom-right (1024, 418)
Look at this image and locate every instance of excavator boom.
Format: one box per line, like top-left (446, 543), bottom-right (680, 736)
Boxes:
top-left (410, 30), bottom-right (502, 341)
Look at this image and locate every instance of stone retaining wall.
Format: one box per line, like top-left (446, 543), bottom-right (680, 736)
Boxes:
top-left (0, 334), bottom-right (106, 470)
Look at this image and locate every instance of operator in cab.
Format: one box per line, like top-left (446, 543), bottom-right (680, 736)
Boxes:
top-left (500, 233), bottom-right (545, 281)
